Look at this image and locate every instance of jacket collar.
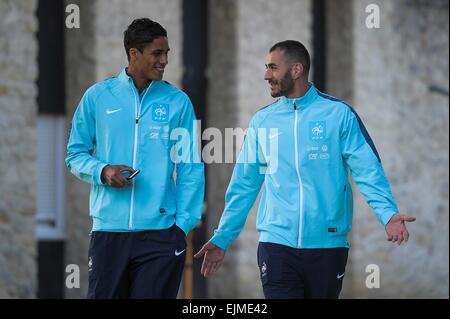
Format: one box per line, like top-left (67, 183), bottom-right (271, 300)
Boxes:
top-left (280, 82), bottom-right (318, 110)
top-left (118, 67), bottom-right (132, 85)
top-left (117, 67), bottom-right (159, 92)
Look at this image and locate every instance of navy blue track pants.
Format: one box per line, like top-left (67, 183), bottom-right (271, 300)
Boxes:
top-left (87, 224), bottom-right (186, 299)
top-left (257, 242), bottom-right (349, 299)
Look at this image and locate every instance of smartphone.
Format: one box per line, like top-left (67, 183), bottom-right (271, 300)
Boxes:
top-left (120, 169), bottom-right (141, 180)
top-left (126, 169), bottom-right (140, 180)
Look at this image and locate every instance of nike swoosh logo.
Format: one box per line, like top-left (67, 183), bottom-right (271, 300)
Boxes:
top-left (337, 273), bottom-right (345, 279)
top-left (269, 132), bottom-right (282, 139)
top-left (175, 249), bottom-right (186, 256)
top-left (106, 108), bottom-right (122, 115)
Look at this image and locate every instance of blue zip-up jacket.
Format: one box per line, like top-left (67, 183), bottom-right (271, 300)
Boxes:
top-left (210, 83), bottom-right (398, 249)
top-left (66, 68), bottom-right (205, 234)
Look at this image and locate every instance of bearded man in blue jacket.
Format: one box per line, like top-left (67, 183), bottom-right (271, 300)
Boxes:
top-left (195, 40), bottom-right (415, 299)
top-left (66, 18), bottom-right (204, 299)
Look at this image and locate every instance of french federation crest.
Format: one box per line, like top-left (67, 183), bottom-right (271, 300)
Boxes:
top-left (309, 121), bottom-right (326, 141)
top-left (152, 103), bottom-right (169, 122)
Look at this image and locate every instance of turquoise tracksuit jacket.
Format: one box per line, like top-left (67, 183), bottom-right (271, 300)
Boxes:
top-left (66, 68), bottom-right (205, 235)
top-left (210, 83), bottom-right (399, 249)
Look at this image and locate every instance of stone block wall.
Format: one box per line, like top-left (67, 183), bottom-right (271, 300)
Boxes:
top-left (0, 0), bottom-right (38, 298)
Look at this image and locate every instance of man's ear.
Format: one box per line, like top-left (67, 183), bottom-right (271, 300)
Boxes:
top-left (292, 63), bottom-right (304, 80)
top-left (129, 48), bottom-right (139, 61)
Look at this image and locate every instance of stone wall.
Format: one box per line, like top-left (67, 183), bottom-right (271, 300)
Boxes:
top-left (0, 0), bottom-right (38, 298)
top-left (340, 0), bottom-right (449, 298)
top-left (94, 0), bottom-right (182, 84)
top-left (206, 0), bottom-right (240, 298)
top-left (64, 0), bottom-right (98, 299)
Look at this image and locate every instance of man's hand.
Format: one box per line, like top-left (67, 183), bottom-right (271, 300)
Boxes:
top-left (101, 165), bottom-right (134, 188)
top-left (194, 242), bottom-right (226, 277)
top-left (386, 214), bottom-right (416, 245)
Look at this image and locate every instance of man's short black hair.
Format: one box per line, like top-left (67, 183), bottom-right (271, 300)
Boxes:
top-left (270, 40), bottom-right (310, 76)
top-left (124, 18), bottom-right (167, 61)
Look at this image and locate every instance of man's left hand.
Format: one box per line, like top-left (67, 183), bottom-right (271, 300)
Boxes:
top-left (386, 214), bottom-right (416, 245)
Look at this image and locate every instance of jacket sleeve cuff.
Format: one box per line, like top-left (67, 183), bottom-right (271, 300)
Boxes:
top-left (381, 211), bottom-right (398, 227)
top-left (210, 233), bottom-right (231, 251)
top-left (94, 162), bottom-right (109, 185)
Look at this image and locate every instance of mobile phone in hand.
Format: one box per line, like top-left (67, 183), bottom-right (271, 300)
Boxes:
top-left (120, 169), bottom-right (140, 180)
top-left (126, 169), bottom-right (140, 180)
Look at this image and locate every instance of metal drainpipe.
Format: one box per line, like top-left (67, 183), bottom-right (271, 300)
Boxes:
top-left (313, 0), bottom-right (327, 92)
top-left (36, 0), bottom-right (66, 299)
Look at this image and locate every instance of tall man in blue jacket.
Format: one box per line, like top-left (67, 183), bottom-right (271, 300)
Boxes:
top-left (195, 40), bottom-right (415, 299)
top-left (66, 18), bottom-right (204, 299)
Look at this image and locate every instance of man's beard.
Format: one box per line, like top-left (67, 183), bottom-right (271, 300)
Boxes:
top-left (270, 69), bottom-right (294, 97)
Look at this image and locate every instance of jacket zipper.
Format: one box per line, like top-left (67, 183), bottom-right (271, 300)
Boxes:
top-left (128, 81), bottom-right (151, 230)
top-left (293, 101), bottom-right (304, 248)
